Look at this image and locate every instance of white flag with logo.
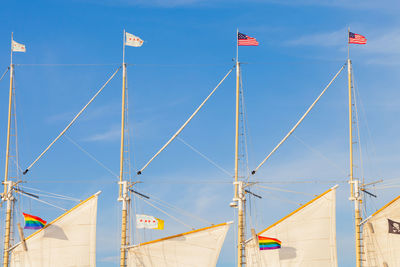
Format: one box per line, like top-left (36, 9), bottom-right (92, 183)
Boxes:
top-left (136, 214), bottom-right (164, 229)
top-left (12, 40), bottom-right (26, 52)
top-left (125, 32), bottom-right (144, 47)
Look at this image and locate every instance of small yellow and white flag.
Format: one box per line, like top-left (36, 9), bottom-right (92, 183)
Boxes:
top-left (136, 214), bottom-right (164, 230)
top-left (125, 32), bottom-right (144, 47)
top-left (12, 40), bottom-right (26, 52)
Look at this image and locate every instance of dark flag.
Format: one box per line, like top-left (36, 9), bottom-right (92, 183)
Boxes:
top-left (388, 219), bottom-right (400, 234)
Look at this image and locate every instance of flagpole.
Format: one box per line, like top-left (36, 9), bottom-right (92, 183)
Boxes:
top-left (10, 32), bottom-right (13, 66)
top-left (3, 32), bottom-right (15, 267)
top-left (119, 29), bottom-right (126, 198)
top-left (236, 28), bottom-right (239, 63)
top-left (234, 28), bottom-right (245, 267)
top-left (347, 27), bottom-right (350, 61)
top-left (347, 27), bottom-right (363, 267)
top-left (235, 28), bottom-right (239, 200)
top-left (123, 29), bottom-right (126, 65)
top-left (119, 29), bottom-right (129, 267)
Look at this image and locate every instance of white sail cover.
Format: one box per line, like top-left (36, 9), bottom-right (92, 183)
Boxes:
top-left (245, 186), bottom-right (338, 267)
top-left (10, 192), bottom-right (100, 267)
top-left (127, 221), bottom-right (231, 267)
top-left (363, 195), bottom-right (400, 267)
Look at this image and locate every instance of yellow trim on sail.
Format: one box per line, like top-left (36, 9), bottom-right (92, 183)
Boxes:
top-left (133, 221), bottom-right (232, 247)
top-left (24, 192), bottom-right (100, 241)
top-left (369, 194), bottom-right (400, 218)
top-left (258, 186), bottom-right (336, 235)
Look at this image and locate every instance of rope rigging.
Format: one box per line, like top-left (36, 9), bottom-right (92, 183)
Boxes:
top-left (253, 184), bottom-right (316, 196)
top-left (293, 134), bottom-right (348, 176)
top-left (22, 66), bottom-right (122, 174)
top-left (14, 189), bottom-right (67, 211)
top-left (65, 135), bottom-right (118, 178)
top-left (17, 185), bottom-right (81, 202)
top-left (137, 67), bottom-right (234, 175)
top-left (255, 187), bottom-right (304, 206)
top-left (138, 195), bottom-right (194, 230)
top-left (142, 191), bottom-right (213, 226)
top-left (251, 63), bottom-right (346, 175)
top-left (0, 67), bottom-right (10, 83)
top-left (177, 137), bottom-right (233, 178)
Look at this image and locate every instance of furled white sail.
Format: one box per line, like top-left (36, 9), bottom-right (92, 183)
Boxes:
top-left (127, 221), bottom-right (231, 267)
top-left (10, 192), bottom-right (100, 267)
top-left (363, 195), bottom-right (400, 267)
top-left (245, 186), bottom-right (338, 267)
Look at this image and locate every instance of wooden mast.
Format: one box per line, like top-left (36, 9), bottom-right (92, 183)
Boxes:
top-left (119, 29), bottom-right (129, 267)
top-left (347, 28), bottom-right (362, 267)
top-left (2, 32), bottom-right (15, 267)
top-left (235, 28), bottom-right (245, 267)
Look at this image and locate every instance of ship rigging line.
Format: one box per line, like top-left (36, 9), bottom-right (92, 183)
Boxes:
top-left (257, 188), bottom-right (303, 206)
top-left (253, 184), bottom-right (315, 196)
top-left (352, 68), bottom-right (365, 185)
top-left (137, 67), bottom-right (234, 175)
top-left (177, 137), bottom-right (233, 178)
top-left (18, 185), bottom-right (81, 202)
top-left (0, 67), bottom-right (9, 83)
top-left (65, 135), bottom-right (119, 178)
top-left (251, 63), bottom-right (346, 175)
top-left (15, 190), bottom-right (67, 211)
top-left (14, 63), bottom-right (120, 66)
top-left (138, 195), bottom-right (194, 230)
top-left (293, 134), bottom-right (347, 175)
top-left (22, 66), bottom-right (121, 175)
top-left (143, 191), bottom-right (213, 225)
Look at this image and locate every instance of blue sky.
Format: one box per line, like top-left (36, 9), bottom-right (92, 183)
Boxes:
top-left (1, 0), bottom-right (400, 266)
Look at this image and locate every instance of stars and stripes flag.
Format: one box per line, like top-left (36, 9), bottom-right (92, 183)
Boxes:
top-left (125, 32), bottom-right (144, 47)
top-left (349, 32), bottom-right (367, 44)
top-left (238, 32), bottom-right (259, 46)
top-left (12, 40), bottom-right (26, 52)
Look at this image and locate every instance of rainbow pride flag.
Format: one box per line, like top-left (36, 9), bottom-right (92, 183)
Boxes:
top-left (258, 236), bottom-right (281, 250)
top-left (23, 213), bottom-right (46, 230)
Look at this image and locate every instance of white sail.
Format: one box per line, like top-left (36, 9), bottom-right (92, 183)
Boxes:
top-left (9, 192), bottom-right (100, 267)
top-left (126, 221), bottom-right (231, 267)
top-left (245, 186), bottom-right (338, 267)
top-left (363, 195), bottom-right (400, 267)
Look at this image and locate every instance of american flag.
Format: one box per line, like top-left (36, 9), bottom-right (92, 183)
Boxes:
top-left (349, 32), bottom-right (367, 44)
top-left (238, 32), bottom-right (259, 46)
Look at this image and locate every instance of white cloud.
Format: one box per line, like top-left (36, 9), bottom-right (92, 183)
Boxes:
top-left (45, 102), bottom-right (119, 125)
top-left (45, 111), bottom-right (75, 124)
top-left (259, 0), bottom-right (399, 10)
top-left (286, 28), bottom-right (347, 47)
top-left (356, 29), bottom-right (400, 65)
top-left (285, 27), bottom-right (400, 65)
top-left (83, 125), bottom-right (120, 142)
top-left (80, 0), bottom-right (202, 8)
top-left (76, 0), bottom-right (400, 10)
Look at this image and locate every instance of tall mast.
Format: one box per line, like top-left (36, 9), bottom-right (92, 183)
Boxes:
top-left (234, 28), bottom-right (245, 267)
top-left (347, 28), bottom-right (362, 267)
top-left (119, 29), bottom-right (129, 267)
top-left (2, 32), bottom-right (15, 267)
